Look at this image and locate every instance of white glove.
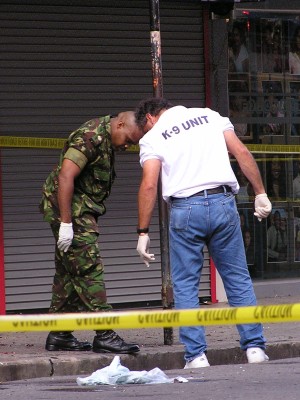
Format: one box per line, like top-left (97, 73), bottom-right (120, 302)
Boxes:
top-left (57, 222), bottom-right (73, 252)
top-left (254, 194), bottom-right (272, 221)
top-left (136, 235), bottom-right (155, 268)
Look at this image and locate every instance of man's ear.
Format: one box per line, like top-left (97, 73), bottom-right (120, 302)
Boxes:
top-left (146, 113), bottom-right (152, 122)
top-left (117, 120), bottom-right (125, 129)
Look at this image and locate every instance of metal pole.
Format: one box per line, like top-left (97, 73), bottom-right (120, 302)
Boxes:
top-left (149, 0), bottom-right (173, 346)
top-left (0, 151), bottom-right (6, 315)
top-left (149, 0), bottom-right (163, 97)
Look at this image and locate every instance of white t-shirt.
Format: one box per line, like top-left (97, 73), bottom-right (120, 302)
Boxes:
top-left (289, 52), bottom-right (300, 75)
top-left (233, 44), bottom-right (249, 73)
top-left (139, 106), bottom-right (240, 202)
top-left (293, 174), bottom-right (300, 199)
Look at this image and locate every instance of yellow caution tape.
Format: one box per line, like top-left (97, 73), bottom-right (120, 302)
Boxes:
top-left (0, 136), bottom-right (66, 149)
top-left (0, 136), bottom-right (140, 152)
top-left (0, 136), bottom-right (299, 154)
top-left (1, 304), bottom-right (299, 332)
top-left (247, 144), bottom-right (300, 154)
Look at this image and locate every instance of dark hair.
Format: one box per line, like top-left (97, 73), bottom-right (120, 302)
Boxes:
top-left (230, 21), bottom-right (247, 45)
top-left (135, 97), bottom-right (174, 129)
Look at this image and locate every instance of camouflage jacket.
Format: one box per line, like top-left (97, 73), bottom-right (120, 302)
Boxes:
top-left (39, 115), bottom-right (116, 223)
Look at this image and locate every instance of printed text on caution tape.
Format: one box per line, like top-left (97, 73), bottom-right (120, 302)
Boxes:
top-left (1, 304), bottom-right (299, 332)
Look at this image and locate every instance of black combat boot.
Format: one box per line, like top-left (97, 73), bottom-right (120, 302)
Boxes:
top-left (93, 330), bottom-right (140, 354)
top-left (45, 331), bottom-right (92, 351)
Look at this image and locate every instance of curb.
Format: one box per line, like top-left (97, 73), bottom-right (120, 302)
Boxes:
top-left (1, 342), bottom-right (300, 383)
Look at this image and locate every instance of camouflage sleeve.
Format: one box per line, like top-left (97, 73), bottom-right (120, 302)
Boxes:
top-left (64, 117), bottom-right (110, 167)
top-left (64, 148), bottom-right (88, 170)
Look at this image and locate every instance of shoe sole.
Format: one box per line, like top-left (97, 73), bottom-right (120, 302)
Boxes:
top-left (248, 357), bottom-right (269, 363)
top-left (46, 345), bottom-right (92, 351)
top-left (184, 363), bottom-right (210, 369)
top-left (93, 348), bottom-right (140, 354)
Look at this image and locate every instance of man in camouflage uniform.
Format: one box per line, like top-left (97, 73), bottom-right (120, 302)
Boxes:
top-left (40, 111), bottom-right (143, 353)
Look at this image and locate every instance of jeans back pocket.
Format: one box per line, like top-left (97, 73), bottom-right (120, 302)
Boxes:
top-left (170, 205), bottom-right (192, 231)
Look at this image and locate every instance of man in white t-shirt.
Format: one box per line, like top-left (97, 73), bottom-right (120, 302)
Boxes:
top-left (134, 97), bottom-right (272, 368)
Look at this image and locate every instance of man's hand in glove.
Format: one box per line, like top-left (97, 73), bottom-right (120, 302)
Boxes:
top-left (136, 235), bottom-right (155, 268)
top-left (57, 222), bottom-right (73, 252)
top-left (254, 193), bottom-right (272, 221)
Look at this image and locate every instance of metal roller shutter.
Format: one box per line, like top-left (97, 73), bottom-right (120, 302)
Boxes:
top-left (2, 148), bottom-right (162, 310)
top-left (0, 0), bottom-right (209, 311)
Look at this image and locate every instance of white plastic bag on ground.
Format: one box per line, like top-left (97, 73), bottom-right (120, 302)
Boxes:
top-left (76, 356), bottom-right (188, 385)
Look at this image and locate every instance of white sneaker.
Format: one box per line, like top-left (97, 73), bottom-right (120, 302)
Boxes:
top-left (246, 347), bottom-right (269, 363)
top-left (184, 353), bottom-right (210, 369)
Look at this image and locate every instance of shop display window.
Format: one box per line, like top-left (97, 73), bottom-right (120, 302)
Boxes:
top-left (228, 16), bottom-right (300, 278)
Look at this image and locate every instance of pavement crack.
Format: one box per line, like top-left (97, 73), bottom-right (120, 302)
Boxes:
top-left (49, 358), bottom-right (54, 377)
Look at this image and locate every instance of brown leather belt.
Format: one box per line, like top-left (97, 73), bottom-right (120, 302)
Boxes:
top-left (189, 185), bottom-right (232, 197)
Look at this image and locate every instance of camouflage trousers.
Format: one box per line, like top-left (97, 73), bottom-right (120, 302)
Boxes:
top-left (49, 213), bottom-right (112, 313)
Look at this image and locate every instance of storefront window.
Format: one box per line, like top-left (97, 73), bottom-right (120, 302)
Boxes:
top-left (228, 16), bottom-right (300, 280)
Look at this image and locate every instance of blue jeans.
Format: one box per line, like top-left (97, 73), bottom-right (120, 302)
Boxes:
top-left (169, 190), bottom-right (266, 362)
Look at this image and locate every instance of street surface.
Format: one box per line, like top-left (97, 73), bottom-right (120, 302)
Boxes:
top-left (1, 357), bottom-right (299, 400)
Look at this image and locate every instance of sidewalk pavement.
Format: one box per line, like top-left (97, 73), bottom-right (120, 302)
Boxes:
top-left (1, 295), bottom-right (300, 382)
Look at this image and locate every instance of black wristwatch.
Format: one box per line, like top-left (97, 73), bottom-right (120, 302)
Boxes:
top-left (137, 227), bottom-right (149, 234)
